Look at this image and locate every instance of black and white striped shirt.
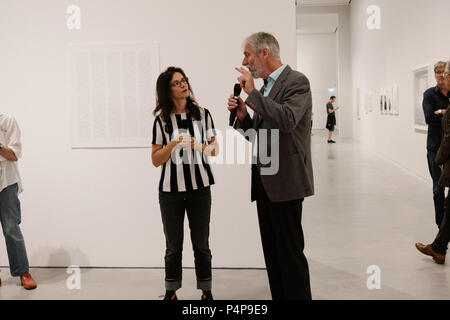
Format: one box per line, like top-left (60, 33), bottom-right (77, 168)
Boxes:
top-left (152, 107), bottom-right (216, 192)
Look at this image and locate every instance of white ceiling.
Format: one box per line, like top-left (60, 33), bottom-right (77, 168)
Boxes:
top-left (297, 13), bottom-right (339, 34)
top-left (297, 0), bottom-right (350, 6)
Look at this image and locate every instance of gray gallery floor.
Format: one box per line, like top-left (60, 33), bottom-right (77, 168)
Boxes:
top-left (0, 131), bottom-right (449, 300)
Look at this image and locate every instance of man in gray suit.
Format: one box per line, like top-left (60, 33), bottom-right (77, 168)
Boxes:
top-left (227, 32), bottom-right (314, 300)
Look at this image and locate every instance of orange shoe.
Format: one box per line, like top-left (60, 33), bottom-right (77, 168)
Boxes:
top-left (20, 273), bottom-right (37, 290)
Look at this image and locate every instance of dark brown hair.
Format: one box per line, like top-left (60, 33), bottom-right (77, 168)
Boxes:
top-left (153, 66), bottom-right (201, 133)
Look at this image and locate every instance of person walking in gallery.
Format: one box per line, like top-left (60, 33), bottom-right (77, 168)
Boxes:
top-left (227, 32), bottom-right (314, 300)
top-left (416, 61), bottom-right (450, 264)
top-left (326, 96), bottom-right (340, 143)
top-left (151, 67), bottom-right (218, 301)
top-left (0, 114), bottom-right (37, 290)
top-left (422, 61), bottom-right (449, 228)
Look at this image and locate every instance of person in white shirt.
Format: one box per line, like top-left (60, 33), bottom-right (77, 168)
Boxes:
top-left (0, 114), bottom-right (37, 290)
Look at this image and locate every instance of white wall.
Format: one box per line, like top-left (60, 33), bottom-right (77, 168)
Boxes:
top-left (297, 32), bottom-right (338, 130)
top-left (0, 0), bottom-right (298, 268)
top-left (351, 0), bottom-right (450, 181)
top-left (297, 5), bottom-right (353, 138)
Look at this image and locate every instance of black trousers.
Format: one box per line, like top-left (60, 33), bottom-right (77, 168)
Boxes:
top-left (254, 172), bottom-right (312, 300)
top-left (432, 191), bottom-right (450, 255)
top-left (159, 187), bottom-right (212, 291)
top-left (427, 151), bottom-right (445, 227)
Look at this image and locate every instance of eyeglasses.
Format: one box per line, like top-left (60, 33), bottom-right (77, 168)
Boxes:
top-left (170, 77), bottom-right (189, 87)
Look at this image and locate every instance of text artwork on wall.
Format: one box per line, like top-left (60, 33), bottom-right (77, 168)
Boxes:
top-left (69, 42), bottom-right (160, 148)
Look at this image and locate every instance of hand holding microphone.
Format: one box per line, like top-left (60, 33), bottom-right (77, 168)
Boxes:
top-left (228, 83), bottom-right (242, 126)
top-left (227, 84), bottom-right (247, 125)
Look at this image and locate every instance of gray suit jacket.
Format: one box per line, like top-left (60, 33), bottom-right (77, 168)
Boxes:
top-left (234, 65), bottom-right (314, 202)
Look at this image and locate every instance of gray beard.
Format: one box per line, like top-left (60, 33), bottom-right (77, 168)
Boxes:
top-left (250, 70), bottom-right (259, 78)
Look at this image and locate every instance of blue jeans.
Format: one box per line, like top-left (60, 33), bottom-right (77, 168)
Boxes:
top-left (0, 183), bottom-right (29, 277)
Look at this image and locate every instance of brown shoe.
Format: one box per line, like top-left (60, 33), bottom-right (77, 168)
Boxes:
top-left (20, 273), bottom-right (37, 290)
top-left (415, 243), bottom-right (446, 264)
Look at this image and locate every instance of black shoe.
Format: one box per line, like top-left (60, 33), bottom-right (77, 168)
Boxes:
top-left (163, 290), bottom-right (178, 300)
top-left (201, 291), bottom-right (213, 300)
top-left (327, 140), bottom-right (336, 143)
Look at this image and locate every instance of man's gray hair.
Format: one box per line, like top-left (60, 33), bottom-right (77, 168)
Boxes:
top-left (446, 60), bottom-right (450, 73)
top-left (245, 32), bottom-right (281, 60)
top-left (434, 61), bottom-right (447, 72)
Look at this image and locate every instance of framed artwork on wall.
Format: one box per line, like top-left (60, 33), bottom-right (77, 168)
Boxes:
top-left (356, 88), bottom-right (361, 120)
top-left (369, 91), bottom-right (375, 113)
top-left (379, 88), bottom-right (384, 114)
top-left (413, 65), bottom-right (430, 131)
top-left (69, 41), bottom-right (161, 149)
top-left (364, 91), bottom-right (372, 115)
top-left (387, 86), bottom-right (393, 114)
top-left (392, 84), bottom-right (399, 115)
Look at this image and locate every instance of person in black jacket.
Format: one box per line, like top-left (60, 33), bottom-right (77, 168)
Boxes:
top-left (416, 60), bottom-right (450, 264)
top-left (423, 61), bottom-right (449, 227)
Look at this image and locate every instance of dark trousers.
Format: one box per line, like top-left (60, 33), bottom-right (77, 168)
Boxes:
top-left (432, 191), bottom-right (450, 255)
top-left (427, 151), bottom-right (445, 227)
top-left (254, 172), bottom-right (312, 300)
top-left (159, 187), bottom-right (212, 291)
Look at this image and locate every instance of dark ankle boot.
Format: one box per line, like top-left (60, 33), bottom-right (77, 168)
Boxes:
top-left (163, 290), bottom-right (178, 300)
top-left (201, 291), bottom-right (213, 300)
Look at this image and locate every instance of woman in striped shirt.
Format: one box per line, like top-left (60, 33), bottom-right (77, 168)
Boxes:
top-left (152, 67), bottom-right (218, 301)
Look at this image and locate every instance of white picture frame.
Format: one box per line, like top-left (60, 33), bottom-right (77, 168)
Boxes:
top-left (379, 88), bottom-right (384, 114)
top-left (413, 65), bottom-right (431, 131)
top-left (356, 88), bottom-right (361, 120)
top-left (364, 91), bottom-right (371, 115)
top-left (392, 84), bottom-right (399, 115)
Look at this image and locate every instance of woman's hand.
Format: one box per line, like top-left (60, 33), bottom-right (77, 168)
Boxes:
top-left (190, 137), bottom-right (204, 152)
top-left (171, 134), bottom-right (193, 150)
top-left (189, 136), bottom-right (218, 156)
top-left (152, 135), bottom-right (186, 167)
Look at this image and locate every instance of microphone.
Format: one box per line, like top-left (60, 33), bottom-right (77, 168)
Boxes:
top-left (229, 83), bottom-right (242, 126)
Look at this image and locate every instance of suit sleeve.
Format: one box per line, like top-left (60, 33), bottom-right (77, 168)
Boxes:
top-left (436, 113), bottom-right (450, 165)
top-left (245, 74), bottom-right (311, 133)
top-left (232, 113), bottom-right (255, 143)
top-left (233, 113), bottom-right (253, 131)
